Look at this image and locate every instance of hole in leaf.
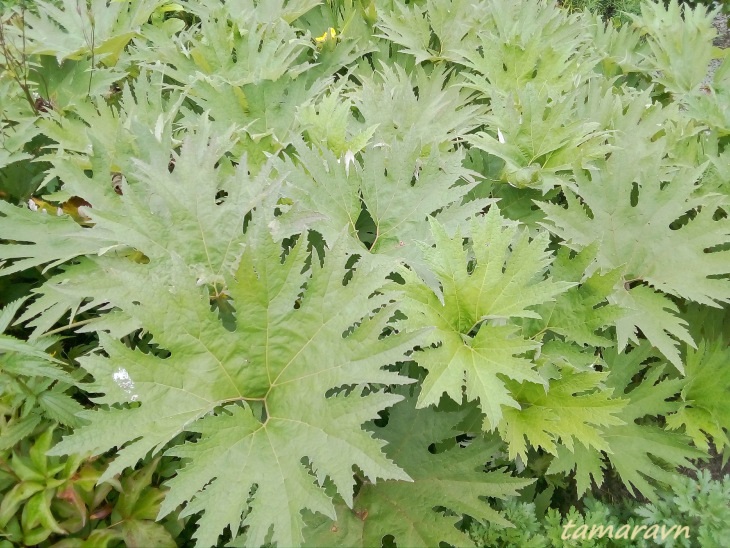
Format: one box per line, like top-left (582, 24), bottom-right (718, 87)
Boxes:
top-left (630, 182), bottom-right (639, 207)
top-left (382, 535), bottom-right (396, 548)
top-left (343, 253), bottom-right (361, 286)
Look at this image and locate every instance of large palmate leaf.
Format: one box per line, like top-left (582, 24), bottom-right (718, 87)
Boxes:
top-left (49, 223), bottom-right (424, 547)
top-left (303, 393), bottom-right (531, 548)
top-left (547, 343), bottom-right (704, 501)
top-left (542, 161), bottom-right (730, 307)
top-left (397, 207), bottom-right (571, 429)
top-left (540, 148), bottom-right (730, 370)
top-left (349, 63), bottom-right (484, 149)
top-left (632, 0), bottom-right (718, 95)
top-left (451, 0), bottom-right (595, 95)
top-left (4, 113), bottom-right (280, 336)
top-left (131, 0), bottom-right (358, 166)
top-left (1, 0), bottom-right (728, 546)
top-left (21, 0), bottom-right (164, 64)
top-left (276, 133), bottom-right (489, 261)
top-left (467, 84), bottom-right (612, 192)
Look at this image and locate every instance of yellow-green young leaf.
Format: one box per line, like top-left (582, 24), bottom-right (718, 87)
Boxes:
top-left (499, 367), bottom-right (626, 463)
top-left (48, 221), bottom-right (424, 548)
top-left (28, 428), bottom-right (54, 476)
top-left (23, 525), bottom-right (54, 547)
top-left (0, 415), bottom-right (43, 452)
top-left (297, 91), bottom-right (378, 157)
top-left (548, 343), bottom-right (703, 501)
top-left (21, 490), bottom-right (66, 536)
top-left (303, 393), bottom-right (532, 548)
top-left (9, 453), bottom-right (45, 483)
top-left (398, 207), bottom-right (572, 428)
top-left (50, 529), bottom-right (124, 548)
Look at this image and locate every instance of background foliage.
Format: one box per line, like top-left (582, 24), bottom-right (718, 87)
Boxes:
top-left (1, 0), bottom-right (729, 546)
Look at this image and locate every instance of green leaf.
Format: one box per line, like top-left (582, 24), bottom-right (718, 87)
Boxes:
top-left (452, 0), bottom-right (596, 95)
top-left (36, 390), bottom-right (84, 427)
top-left (113, 459), bottom-right (158, 516)
top-left (666, 339), bottom-right (730, 452)
top-left (49, 223), bottom-right (423, 547)
top-left (28, 427), bottom-right (54, 475)
top-left (632, 0), bottom-right (717, 95)
top-left (303, 393), bottom-right (531, 548)
top-left (548, 343), bottom-right (703, 501)
top-left (600, 423), bottom-right (704, 503)
top-left (22, 0), bottom-right (164, 63)
top-left (499, 367), bottom-right (626, 462)
top-left (278, 130), bottom-right (489, 261)
top-left (350, 63), bottom-right (484, 149)
top-left (5, 111), bottom-right (280, 336)
top-left (50, 529), bottom-right (124, 548)
top-left (467, 85), bottom-right (612, 193)
top-left (399, 208), bottom-right (571, 428)
top-left (0, 481), bottom-right (45, 528)
top-left (30, 57), bottom-right (125, 111)
top-left (9, 452), bottom-right (45, 483)
top-left (0, 118), bottom-right (40, 190)
top-left (375, 2), bottom-right (435, 64)
top-left (541, 146), bottom-right (730, 369)
top-left (118, 520), bottom-right (176, 548)
top-left (613, 285), bottom-right (695, 373)
top-left (298, 89), bottom-right (378, 157)
top-left (526, 244), bottom-right (625, 346)
top-left (21, 489), bottom-right (66, 535)
top-left (0, 415), bottom-right (42, 452)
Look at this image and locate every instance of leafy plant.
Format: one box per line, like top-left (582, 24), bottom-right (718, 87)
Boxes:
top-left (634, 470), bottom-right (730, 547)
top-left (0, 0), bottom-right (728, 546)
top-left (468, 471), bottom-right (730, 548)
top-left (560, 0), bottom-right (643, 25)
top-left (0, 431), bottom-right (184, 547)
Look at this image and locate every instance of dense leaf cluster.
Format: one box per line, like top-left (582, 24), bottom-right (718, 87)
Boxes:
top-left (0, 0), bottom-right (728, 546)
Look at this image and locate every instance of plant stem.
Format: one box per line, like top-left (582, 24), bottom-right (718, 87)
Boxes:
top-left (41, 318), bottom-right (97, 337)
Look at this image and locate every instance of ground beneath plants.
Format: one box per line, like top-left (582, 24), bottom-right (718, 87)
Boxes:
top-left (706, 12), bottom-right (730, 83)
